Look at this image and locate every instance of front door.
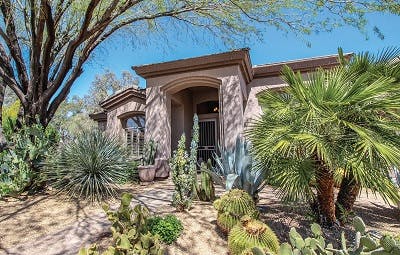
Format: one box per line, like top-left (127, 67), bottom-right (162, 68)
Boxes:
top-left (198, 119), bottom-right (217, 164)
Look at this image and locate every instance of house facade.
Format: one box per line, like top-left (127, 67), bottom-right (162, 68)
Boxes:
top-left (90, 48), bottom-right (350, 178)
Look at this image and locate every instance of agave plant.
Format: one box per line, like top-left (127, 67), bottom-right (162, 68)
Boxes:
top-left (209, 136), bottom-right (267, 201)
top-left (45, 130), bottom-right (128, 202)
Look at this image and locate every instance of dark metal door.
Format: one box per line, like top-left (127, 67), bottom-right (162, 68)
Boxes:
top-left (198, 119), bottom-right (217, 163)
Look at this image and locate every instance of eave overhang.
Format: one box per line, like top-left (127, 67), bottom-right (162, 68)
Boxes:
top-left (100, 87), bottom-right (146, 111)
top-left (253, 53), bottom-right (353, 78)
top-left (133, 48), bottom-right (253, 84)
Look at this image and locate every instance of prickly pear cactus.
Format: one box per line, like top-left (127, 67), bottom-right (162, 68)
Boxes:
top-left (214, 189), bottom-right (259, 233)
top-left (78, 193), bottom-right (165, 255)
top-left (228, 216), bottom-right (280, 255)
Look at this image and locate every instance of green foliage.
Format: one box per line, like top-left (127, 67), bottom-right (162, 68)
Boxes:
top-left (0, 122), bottom-right (59, 197)
top-left (214, 189), bottom-right (259, 234)
top-left (147, 214), bottom-right (183, 245)
top-left (1, 100), bottom-right (20, 135)
top-left (45, 130), bottom-right (128, 202)
top-left (79, 193), bottom-right (164, 255)
top-left (247, 49), bottom-right (400, 223)
top-left (194, 160), bottom-right (216, 201)
top-left (275, 217), bottom-right (400, 255)
top-left (142, 140), bottom-right (158, 166)
top-left (170, 114), bottom-right (199, 211)
top-left (210, 137), bottom-right (267, 201)
top-left (127, 160), bottom-right (139, 182)
top-left (228, 215), bottom-right (280, 255)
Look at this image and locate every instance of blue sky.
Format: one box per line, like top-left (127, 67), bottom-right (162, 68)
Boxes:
top-left (71, 12), bottom-right (400, 97)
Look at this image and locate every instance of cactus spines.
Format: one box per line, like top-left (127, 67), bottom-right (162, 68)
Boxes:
top-left (228, 216), bottom-right (280, 255)
top-left (214, 189), bottom-right (259, 233)
top-left (380, 235), bottom-right (397, 252)
top-left (353, 216), bottom-right (366, 234)
top-left (240, 247), bottom-right (266, 255)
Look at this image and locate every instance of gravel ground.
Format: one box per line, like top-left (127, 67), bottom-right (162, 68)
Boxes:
top-left (0, 180), bottom-right (399, 255)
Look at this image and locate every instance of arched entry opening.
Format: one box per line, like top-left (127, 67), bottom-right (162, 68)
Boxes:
top-left (163, 76), bottom-right (222, 163)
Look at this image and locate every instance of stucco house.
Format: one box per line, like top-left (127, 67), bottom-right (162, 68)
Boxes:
top-left (90, 48), bottom-right (351, 178)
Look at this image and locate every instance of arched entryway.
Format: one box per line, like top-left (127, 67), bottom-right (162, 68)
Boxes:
top-left (163, 76), bottom-right (223, 163)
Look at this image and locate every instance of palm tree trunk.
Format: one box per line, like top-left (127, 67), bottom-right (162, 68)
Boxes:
top-left (335, 173), bottom-right (361, 224)
top-left (314, 157), bottom-right (336, 227)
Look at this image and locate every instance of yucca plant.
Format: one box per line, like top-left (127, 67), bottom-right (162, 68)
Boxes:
top-left (248, 48), bottom-right (400, 226)
top-left (45, 130), bottom-right (128, 202)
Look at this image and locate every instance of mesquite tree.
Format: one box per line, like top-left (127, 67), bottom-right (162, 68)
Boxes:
top-left (0, 0), bottom-right (398, 132)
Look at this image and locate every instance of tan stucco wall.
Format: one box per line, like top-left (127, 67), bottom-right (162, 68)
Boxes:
top-left (106, 99), bottom-right (146, 140)
top-left (145, 65), bottom-right (247, 157)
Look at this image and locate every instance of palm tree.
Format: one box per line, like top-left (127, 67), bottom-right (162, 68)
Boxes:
top-left (247, 49), bottom-right (400, 226)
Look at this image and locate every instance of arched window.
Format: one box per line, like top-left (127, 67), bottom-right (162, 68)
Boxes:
top-left (122, 114), bottom-right (145, 158)
top-left (125, 115), bottom-right (145, 129)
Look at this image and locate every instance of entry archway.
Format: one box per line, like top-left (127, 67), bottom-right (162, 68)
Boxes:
top-left (163, 76), bottom-right (223, 162)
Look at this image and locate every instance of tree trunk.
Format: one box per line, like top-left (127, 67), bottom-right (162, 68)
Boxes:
top-left (335, 173), bottom-right (361, 224)
top-left (0, 80), bottom-right (6, 152)
top-left (314, 157), bottom-right (337, 227)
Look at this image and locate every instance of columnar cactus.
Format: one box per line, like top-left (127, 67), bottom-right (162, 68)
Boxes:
top-left (228, 216), bottom-right (280, 255)
top-left (213, 189), bottom-right (259, 233)
top-left (171, 114), bottom-right (199, 211)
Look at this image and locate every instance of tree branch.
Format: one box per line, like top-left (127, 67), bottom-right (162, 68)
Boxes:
top-left (0, 0), bottom-right (29, 91)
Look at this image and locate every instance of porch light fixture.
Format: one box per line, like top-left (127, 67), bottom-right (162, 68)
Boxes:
top-left (213, 107), bottom-right (219, 112)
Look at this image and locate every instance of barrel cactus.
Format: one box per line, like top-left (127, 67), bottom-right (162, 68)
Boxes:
top-left (214, 189), bottom-right (259, 233)
top-left (228, 216), bottom-right (280, 255)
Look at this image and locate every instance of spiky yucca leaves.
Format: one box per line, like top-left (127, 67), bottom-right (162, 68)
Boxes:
top-left (45, 130), bottom-right (128, 202)
top-left (248, 48), bottom-right (400, 226)
top-left (228, 216), bottom-right (280, 255)
top-left (214, 189), bottom-right (259, 233)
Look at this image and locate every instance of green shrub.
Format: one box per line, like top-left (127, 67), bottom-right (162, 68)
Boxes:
top-left (214, 189), bottom-right (259, 234)
top-left (45, 130), bottom-right (128, 202)
top-left (0, 121), bottom-right (59, 197)
top-left (148, 214), bottom-right (183, 244)
top-left (228, 216), bottom-right (280, 255)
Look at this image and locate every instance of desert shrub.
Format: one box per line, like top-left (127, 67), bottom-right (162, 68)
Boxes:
top-left (214, 189), bottom-right (259, 234)
top-left (0, 122), bottom-right (59, 197)
top-left (147, 214), bottom-right (183, 244)
top-left (79, 193), bottom-right (164, 255)
top-left (119, 160), bottom-right (139, 184)
top-left (170, 114), bottom-right (198, 211)
top-left (228, 215), bottom-right (280, 255)
top-left (45, 130), bottom-right (128, 202)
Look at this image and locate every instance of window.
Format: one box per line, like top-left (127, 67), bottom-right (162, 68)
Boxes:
top-left (197, 101), bottom-right (219, 114)
top-left (124, 115), bottom-right (145, 129)
top-left (123, 115), bottom-right (145, 158)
